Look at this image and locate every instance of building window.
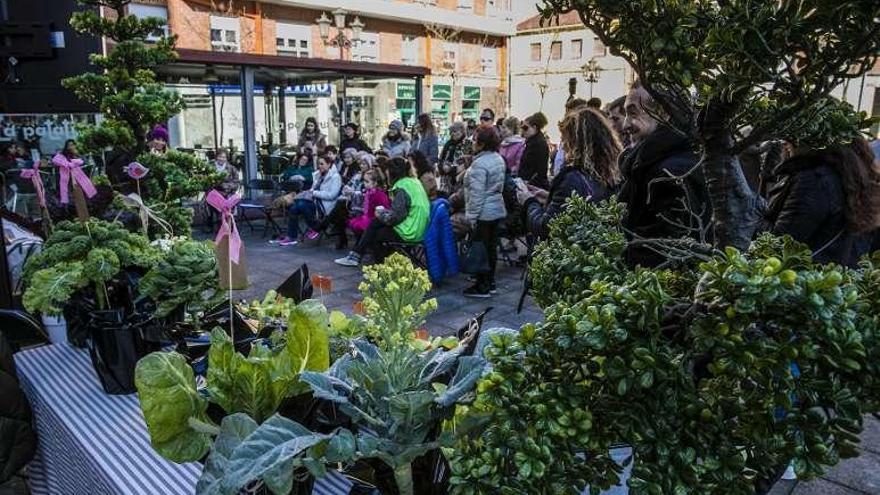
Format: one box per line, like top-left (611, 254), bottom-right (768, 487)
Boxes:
top-left (550, 41), bottom-right (562, 60)
top-left (481, 46), bottom-right (497, 76)
top-left (461, 86), bottom-right (481, 120)
top-left (443, 42), bottom-right (458, 70)
top-left (276, 21), bottom-right (311, 57)
top-left (127, 3), bottom-right (168, 41)
top-left (402, 35), bottom-right (418, 65)
top-left (352, 31), bottom-right (380, 63)
top-left (593, 37), bottom-right (607, 56)
top-left (210, 16), bottom-right (239, 52)
top-left (530, 42), bottom-right (542, 62)
top-left (457, 0), bottom-right (474, 11)
top-left (570, 39), bottom-right (583, 59)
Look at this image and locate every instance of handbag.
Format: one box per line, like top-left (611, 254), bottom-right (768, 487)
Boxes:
top-left (460, 240), bottom-right (490, 274)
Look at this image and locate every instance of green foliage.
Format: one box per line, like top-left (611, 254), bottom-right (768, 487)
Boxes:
top-left (135, 352), bottom-right (213, 462)
top-left (139, 239), bottom-right (219, 317)
top-left (136, 150), bottom-right (225, 203)
top-left (455, 204), bottom-right (880, 494)
top-left (63, 0), bottom-right (182, 156)
top-left (137, 297), bottom-right (332, 463)
top-left (538, 0), bottom-right (880, 150)
top-left (355, 252), bottom-right (439, 349)
top-left (22, 220), bottom-right (158, 314)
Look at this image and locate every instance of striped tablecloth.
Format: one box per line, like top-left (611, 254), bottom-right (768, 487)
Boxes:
top-left (15, 344), bottom-right (353, 495)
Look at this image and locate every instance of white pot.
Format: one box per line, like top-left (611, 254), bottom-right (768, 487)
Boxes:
top-left (41, 315), bottom-right (68, 345)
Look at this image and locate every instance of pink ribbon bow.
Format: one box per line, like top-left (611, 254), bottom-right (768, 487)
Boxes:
top-left (52, 153), bottom-right (97, 204)
top-left (206, 189), bottom-right (242, 264)
top-left (126, 161), bottom-right (150, 180)
top-left (20, 162), bottom-right (46, 208)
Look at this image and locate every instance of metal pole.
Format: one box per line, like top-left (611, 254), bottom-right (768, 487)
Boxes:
top-left (415, 76), bottom-right (424, 118)
top-left (240, 65), bottom-right (258, 182)
top-left (278, 86), bottom-right (287, 146)
top-left (342, 74), bottom-right (348, 126)
top-left (211, 90), bottom-right (219, 150)
top-left (857, 72), bottom-right (867, 111)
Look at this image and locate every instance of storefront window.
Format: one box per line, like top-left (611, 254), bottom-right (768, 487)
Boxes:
top-left (431, 84), bottom-right (452, 121)
top-left (396, 83), bottom-right (417, 128)
top-left (0, 113), bottom-right (99, 158)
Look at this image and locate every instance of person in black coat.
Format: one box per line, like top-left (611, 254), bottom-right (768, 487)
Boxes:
top-left (618, 83), bottom-right (708, 267)
top-left (762, 138), bottom-right (880, 267)
top-left (339, 122), bottom-right (372, 154)
top-left (518, 107), bottom-right (622, 239)
top-left (518, 112), bottom-right (551, 190)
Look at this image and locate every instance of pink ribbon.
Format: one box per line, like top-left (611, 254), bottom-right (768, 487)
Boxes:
top-left (206, 189), bottom-right (242, 264)
top-left (52, 153), bottom-right (97, 204)
top-left (20, 162), bottom-right (46, 208)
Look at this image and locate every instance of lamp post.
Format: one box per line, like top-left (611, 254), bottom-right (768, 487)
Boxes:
top-left (316, 9), bottom-right (365, 60)
top-left (581, 57), bottom-right (603, 98)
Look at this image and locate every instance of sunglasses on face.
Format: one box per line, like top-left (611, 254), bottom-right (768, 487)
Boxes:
top-left (480, 116), bottom-right (492, 121)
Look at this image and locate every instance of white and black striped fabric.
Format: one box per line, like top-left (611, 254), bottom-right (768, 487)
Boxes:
top-left (15, 344), bottom-right (354, 495)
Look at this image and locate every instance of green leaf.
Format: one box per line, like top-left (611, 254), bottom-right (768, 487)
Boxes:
top-left (135, 352), bottom-right (213, 463)
top-left (435, 356), bottom-right (486, 407)
top-left (196, 413), bottom-right (258, 495)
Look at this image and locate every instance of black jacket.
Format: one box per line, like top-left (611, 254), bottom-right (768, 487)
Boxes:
top-left (339, 136), bottom-right (372, 154)
top-left (764, 154), bottom-right (868, 267)
top-left (519, 133), bottom-right (550, 190)
top-left (0, 331), bottom-right (36, 483)
top-left (525, 166), bottom-right (613, 239)
top-left (618, 127), bottom-right (708, 267)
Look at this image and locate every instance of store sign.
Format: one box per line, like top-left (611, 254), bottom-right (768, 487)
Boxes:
top-left (432, 85), bottom-right (451, 101)
top-left (463, 86), bottom-right (481, 101)
top-left (0, 113), bottom-right (98, 156)
top-left (208, 83), bottom-right (332, 97)
top-left (397, 83), bottom-right (416, 100)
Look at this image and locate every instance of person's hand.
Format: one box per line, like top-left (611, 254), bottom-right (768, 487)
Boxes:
top-left (529, 186), bottom-right (549, 203)
top-left (516, 186), bottom-right (534, 205)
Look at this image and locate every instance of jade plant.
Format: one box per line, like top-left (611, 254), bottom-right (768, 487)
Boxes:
top-left (135, 298), bottom-right (332, 462)
top-left (22, 219), bottom-right (159, 315)
top-left (139, 238), bottom-right (221, 318)
top-left (450, 199), bottom-right (880, 495)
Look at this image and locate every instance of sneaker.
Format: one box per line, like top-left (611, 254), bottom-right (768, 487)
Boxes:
top-left (270, 236), bottom-right (291, 244)
top-left (305, 230), bottom-right (320, 241)
top-left (463, 284), bottom-right (491, 298)
top-left (334, 252), bottom-right (361, 267)
top-left (279, 239), bottom-right (299, 246)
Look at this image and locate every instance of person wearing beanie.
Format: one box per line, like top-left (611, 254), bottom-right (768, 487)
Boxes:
top-left (147, 124), bottom-right (169, 155)
top-left (340, 122), bottom-right (372, 154)
top-left (381, 119), bottom-right (411, 159)
top-left (518, 112), bottom-right (551, 190)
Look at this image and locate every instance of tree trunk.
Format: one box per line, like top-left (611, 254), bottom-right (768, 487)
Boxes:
top-left (699, 96), bottom-right (760, 251)
top-left (701, 149), bottom-right (760, 251)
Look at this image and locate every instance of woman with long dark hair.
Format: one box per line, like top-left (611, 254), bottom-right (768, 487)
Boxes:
top-left (409, 150), bottom-right (438, 200)
top-left (297, 117), bottom-right (327, 154)
top-left (764, 137), bottom-right (880, 267)
top-left (411, 113), bottom-right (439, 165)
top-left (518, 107), bottom-right (622, 239)
top-left (518, 112), bottom-right (550, 189)
top-left (335, 156), bottom-right (430, 266)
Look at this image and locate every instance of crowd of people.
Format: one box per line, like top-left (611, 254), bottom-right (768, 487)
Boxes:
top-left (205, 84), bottom-right (880, 298)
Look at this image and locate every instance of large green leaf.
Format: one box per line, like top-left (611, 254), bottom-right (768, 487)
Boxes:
top-left (222, 414), bottom-right (329, 495)
top-left (435, 356), bottom-right (486, 407)
top-left (135, 351), bottom-right (213, 462)
top-left (286, 299), bottom-right (331, 374)
top-left (196, 413), bottom-right (258, 495)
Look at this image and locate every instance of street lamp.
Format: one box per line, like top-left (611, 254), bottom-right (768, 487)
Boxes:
top-left (581, 57), bottom-right (603, 98)
top-left (316, 9), bottom-right (364, 60)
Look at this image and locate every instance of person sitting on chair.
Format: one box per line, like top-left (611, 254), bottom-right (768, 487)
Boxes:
top-left (334, 157), bottom-right (429, 266)
top-left (277, 154), bottom-right (341, 247)
top-left (281, 151), bottom-right (314, 190)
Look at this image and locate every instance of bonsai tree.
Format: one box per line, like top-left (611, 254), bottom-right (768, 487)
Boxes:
top-left (63, 0), bottom-right (182, 156)
top-left (538, 0), bottom-right (879, 249)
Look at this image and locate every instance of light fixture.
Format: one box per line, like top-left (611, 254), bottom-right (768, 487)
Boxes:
top-left (332, 8), bottom-right (347, 29)
top-left (350, 16), bottom-right (365, 43)
top-left (316, 12), bottom-right (331, 41)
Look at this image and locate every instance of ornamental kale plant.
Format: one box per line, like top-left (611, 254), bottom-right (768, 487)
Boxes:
top-left (451, 201), bottom-right (880, 495)
top-left (22, 219), bottom-right (158, 314)
top-left (139, 238), bottom-right (220, 318)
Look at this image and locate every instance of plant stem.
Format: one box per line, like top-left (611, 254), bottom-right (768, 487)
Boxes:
top-left (392, 463), bottom-right (414, 495)
top-left (187, 416), bottom-right (220, 437)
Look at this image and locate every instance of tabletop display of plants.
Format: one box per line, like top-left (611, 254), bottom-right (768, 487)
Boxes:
top-left (449, 197), bottom-right (880, 495)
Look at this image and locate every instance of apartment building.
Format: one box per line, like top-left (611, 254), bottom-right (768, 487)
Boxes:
top-left (126, 0), bottom-right (515, 161)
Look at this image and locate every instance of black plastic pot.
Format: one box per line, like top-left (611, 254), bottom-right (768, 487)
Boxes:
top-left (88, 309), bottom-right (141, 395)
